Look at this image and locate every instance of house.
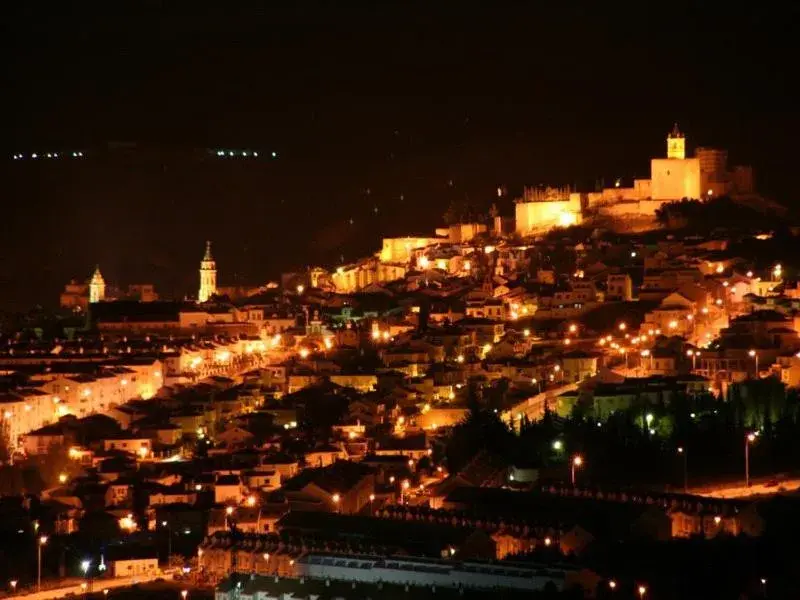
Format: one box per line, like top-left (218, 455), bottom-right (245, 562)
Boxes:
top-left (102, 435), bottom-right (153, 458)
top-left (214, 474), bottom-right (244, 504)
top-left (560, 350), bottom-right (599, 383)
top-left (281, 461), bottom-right (376, 515)
top-left (111, 557), bottom-right (159, 578)
top-left (304, 445), bottom-right (347, 468)
top-left (23, 423), bottom-right (67, 456)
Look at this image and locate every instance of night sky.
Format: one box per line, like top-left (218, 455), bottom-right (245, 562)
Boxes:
top-left (2, 5), bottom-right (797, 309)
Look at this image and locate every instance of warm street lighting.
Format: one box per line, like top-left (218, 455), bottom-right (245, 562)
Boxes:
top-left (181, 590), bottom-right (188, 600)
top-left (748, 349), bottom-right (759, 377)
top-left (37, 535), bottom-right (48, 592)
top-left (299, 347), bottom-right (310, 359)
top-left (677, 446), bottom-right (688, 493)
top-left (618, 322), bottom-right (627, 331)
top-left (745, 432), bottom-right (757, 487)
top-left (552, 440), bottom-right (563, 451)
top-left (568, 324), bottom-right (577, 333)
top-left (9, 580), bottom-right (17, 593)
top-left (59, 473), bottom-right (68, 484)
top-left (296, 284), bottom-right (304, 294)
top-left (543, 536), bottom-right (552, 546)
top-left (608, 579), bottom-right (617, 590)
top-left (638, 584), bottom-right (647, 598)
top-left (571, 455), bottom-right (583, 486)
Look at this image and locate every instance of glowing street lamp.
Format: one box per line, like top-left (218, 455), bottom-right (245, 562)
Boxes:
top-left (571, 455), bottom-right (583, 486)
top-left (552, 440), bottom-right (563, 452)
top-left (745, 432), bottom-right (757, 487)
top-left (37, 535), bottom-right (48, 591)
top-left (748, 349), bottom-right (759, 377)
top-left (181, 590), bottom-right (188, 600)
top-left (608, 580), bottom-right (617, 591)
top-left (9, 580), bottom-right (17, 594)
top-left (677, 446), bottom-right (688, 493)
top-left (332, 493), bottom-right (341, 513)
top-left (618, 322), bottom-right (627, 332)
top-left (638, 584), bottom-right (647, 599)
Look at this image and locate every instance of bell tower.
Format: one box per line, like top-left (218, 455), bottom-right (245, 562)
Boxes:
top-left (198, 241), bottom-right (217, 303)
top-left (89, 265), bottom-right (106, 304)
top-left (667, 122), bottom-right (685, 159)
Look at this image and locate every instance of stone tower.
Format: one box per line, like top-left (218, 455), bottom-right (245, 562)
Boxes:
top-left (667, 122), bottom-right (685, 160)
top-left (198, 241), bottom-right (217, 303)
top-left (89, 265), bottom-right (106, 304)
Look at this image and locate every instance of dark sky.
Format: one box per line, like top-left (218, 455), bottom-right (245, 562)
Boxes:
top-left (2, 5), bottom-right (797, 309)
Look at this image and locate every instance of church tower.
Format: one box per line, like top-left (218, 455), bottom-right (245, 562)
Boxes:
top-left (667, 122), bottom-right (686, 159)
top-left (198, 241), bottom-right (217, 303)
top-left (89, 265), bottom-right (106, 304)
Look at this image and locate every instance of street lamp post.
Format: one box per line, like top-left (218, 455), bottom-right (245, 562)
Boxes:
top-left (81, 560), bottom-right (92, 594)
top-left (162, 521), bottom-right (172, 562)
top-left (745, 432), bottom-right (757, 487)
top-left (748, 349), bottom-right (759, 378)
top-left (677, 446), bottom-right (688, 493)
top-left (638, 584), bottom-right (647, 599)
top-left (9, 580), bottom-right (17, 596)
top-left (37, 535), bottom-right (48, 592)
top-left (687, 349), bottom-right (697, 371)
top-left (571, 455), bottom-right (583, 486)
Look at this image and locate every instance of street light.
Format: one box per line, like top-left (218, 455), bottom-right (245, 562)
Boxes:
top-left (745, 432), bottom-right (757, 487)
top-left (677, 446), bottom-right (688, 493)
top-left (571, 455), bottom-right (583, 486)
top-left (748, 349), bottom-right (759, 377)
top-left (608, 579), bottom-right (617, 591)
top-left (401, 479), bottom-right (410, 504)
top-left (181, 590), bottom-right (188, 600)
top-left (332, 493), bottom-right (341, 513)
top-left (552, 440), bottom-right (563, 452)
top-left (638, 584), bottom-right (647, 598)
top-left (686, 349), bottom-right (699, 371)
top-left (9, 580), bottom-right (17, 594)
top-left (162, 521), bottom-right (172, 561)
top-left (37, 535), bottom-right (48, 592)
top-left (81, 560), bottom-right (92, 594)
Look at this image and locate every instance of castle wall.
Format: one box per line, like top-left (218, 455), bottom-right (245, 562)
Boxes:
top-left (651, 158), bottom-right (701, 200)
top-left (515, 195), bottom-right (582, 235)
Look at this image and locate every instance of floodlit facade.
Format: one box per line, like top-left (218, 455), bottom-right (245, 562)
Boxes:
top-left (199, 240), bottom-right (218, 302)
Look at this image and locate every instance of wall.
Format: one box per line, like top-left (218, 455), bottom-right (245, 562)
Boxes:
top-left (515, 195), bottom-right (582, 235)
top-left (379, 237), bottom-right (440, 263)
top-left (651, 158), bottom-right (701, 200)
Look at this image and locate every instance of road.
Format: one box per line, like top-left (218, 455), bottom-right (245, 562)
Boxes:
top-left (691, 477), bottom-right (800, 499)
top-left (13, 571), bottom-right (175, 599)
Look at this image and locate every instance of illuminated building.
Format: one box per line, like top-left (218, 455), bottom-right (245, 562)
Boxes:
top-left (587, 124), bottom-right (755, 217)
top-left (514, 186), bottom-right (583, 236)
top-left (89, 265), bottom-right (106, 304)
top-left (198, 240), bottom-right (218, 303)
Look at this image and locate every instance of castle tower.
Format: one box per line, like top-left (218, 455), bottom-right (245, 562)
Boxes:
top-left (198, 240), bottom-right (217, 303)
top-left (667, 122), bottom-right (685, 159)
top-left (89, 265), bottom-right (106, 304)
